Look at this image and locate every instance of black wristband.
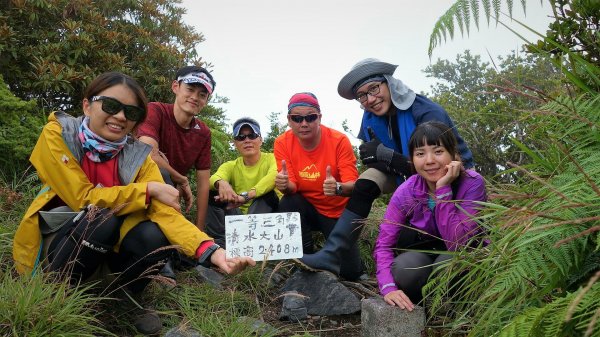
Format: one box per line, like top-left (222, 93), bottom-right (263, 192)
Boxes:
top-left (198, 243), bottom-right (220, 267)
top-left (335, 182), bottom-right (343, 196)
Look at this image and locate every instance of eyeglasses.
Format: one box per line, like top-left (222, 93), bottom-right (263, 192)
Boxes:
top-left (234, 133), bottom-right (260, 141)
top-left (355, 83), bottom-right (382, 103)
top-left (289, 114), bottom-right (320, 124)
top-left (91, 96), bottom-right (145, 122)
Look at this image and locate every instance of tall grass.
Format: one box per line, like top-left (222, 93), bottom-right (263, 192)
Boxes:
top-left (0, 271), bottom-right (111, 336)
top-left (423, 75), bottom-right (600, 337)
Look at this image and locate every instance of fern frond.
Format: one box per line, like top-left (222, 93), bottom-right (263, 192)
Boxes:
top-left (498, 283), bottom-right (600, 337)
top-left (470, 0), bottom-right (480, 28)
top-left (492, 0), bottom-right (502, 24)
top-left (429, 1), bottom-right (462, 56)
top-left (482, 0), bottom-right (492, 25)
top-left (506, 0), bottom-right (514, 17)
top-left (460, 0), bottom-right (471, 36)
top-left (428, 0), bottom-right (529, 56)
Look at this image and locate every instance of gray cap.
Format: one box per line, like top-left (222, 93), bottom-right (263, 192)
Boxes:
top-left (232, 117), bottom-right (261, 136)
top-left (337, 58), bottom-right (398, 100)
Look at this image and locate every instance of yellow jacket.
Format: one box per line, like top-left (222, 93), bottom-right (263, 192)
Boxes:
top-left (13, 112), bottom-right (211, 274)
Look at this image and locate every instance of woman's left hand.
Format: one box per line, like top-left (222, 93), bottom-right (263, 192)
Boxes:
top-left (209, 248), bottom-right (256, 274)
top-left (436, 160), bottom-right (463, 189)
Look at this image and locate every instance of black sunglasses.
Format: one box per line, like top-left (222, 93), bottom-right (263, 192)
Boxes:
top-left (91, 96), bottom-right (145, 122)
top-left (234, 133), bottom-right (260, 141)
top-left (289, 113), bottom-right (320, 124)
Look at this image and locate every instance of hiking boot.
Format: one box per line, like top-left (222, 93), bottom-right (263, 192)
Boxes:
top-left (119, 288), bottom-right (162, 335)
top-left (159, 259), bottom-right (177, 280)
top-left (298, 210), bottom-right (365, 280)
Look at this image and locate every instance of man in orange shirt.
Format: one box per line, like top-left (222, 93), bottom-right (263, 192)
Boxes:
top-left (274, 92), bottom-right (361, 279)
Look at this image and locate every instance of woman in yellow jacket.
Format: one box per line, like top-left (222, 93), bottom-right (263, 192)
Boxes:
top-left (12, 72), bottom-right (254, 333)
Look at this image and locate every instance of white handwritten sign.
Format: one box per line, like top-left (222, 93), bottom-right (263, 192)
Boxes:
top-left (225, 212), bottom-right (303, 261)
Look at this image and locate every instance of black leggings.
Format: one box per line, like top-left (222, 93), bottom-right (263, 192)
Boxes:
top-left (109, 220), bottom-right (173, 293)
top-left (48, 208), bottom-right (174, 293)
top-left (391, 229), bottom-right (451, 304)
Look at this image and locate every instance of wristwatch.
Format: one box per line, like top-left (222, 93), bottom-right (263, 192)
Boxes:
top-left (239, 191), bottom-right (251, 202)
top-left (198, 243), bottom-right (220, 267)
top-left (335, 182), bottom-right (343, 196)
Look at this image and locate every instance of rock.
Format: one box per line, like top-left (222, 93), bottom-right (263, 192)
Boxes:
top-left (279, 291), bottom-right (308, 322)
top-left (193, 265), bottom-right (224, 289)
top-left (280, 270), bottom-right (361, 316)
top-left (163, 326), bottom-right (204, 337)
top-left (237, 316), bottom-right (278, 336)
top-left (361, 297), bottom-right (425, 337)
top-left (262, 267), bottom-right (287, 286)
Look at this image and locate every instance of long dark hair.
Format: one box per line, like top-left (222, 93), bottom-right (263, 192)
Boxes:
top-left (83, 72), bottom-right (148, 125)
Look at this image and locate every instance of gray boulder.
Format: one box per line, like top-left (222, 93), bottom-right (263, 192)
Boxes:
top-left (279, 290), bottom-right (308, 322)
top-left (280, 270), bottom-right (361, 316)
top-left (361, 297), bottom-right (425, 337)
top-left (262, 267), bottom-right (288, 286)
top-left (193, 265), bottom-right (224, 289)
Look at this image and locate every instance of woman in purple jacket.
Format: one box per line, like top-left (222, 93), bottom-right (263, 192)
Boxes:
top-left (374, 121), bottom-right (486, 310)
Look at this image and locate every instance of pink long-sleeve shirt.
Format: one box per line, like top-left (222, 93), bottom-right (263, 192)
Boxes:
top-left (374, 170), bottom-right (486, 296)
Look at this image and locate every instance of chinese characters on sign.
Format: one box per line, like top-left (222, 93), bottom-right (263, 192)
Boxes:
top-left (225, 212), bottom-right (303, 261)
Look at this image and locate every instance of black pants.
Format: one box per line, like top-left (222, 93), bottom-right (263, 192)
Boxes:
top-left (278, 193), bottom-right (337, 254)
top-left (47, 208), bottom-right (174, 293)
top-left (391, 229), bottom-right (451, 304)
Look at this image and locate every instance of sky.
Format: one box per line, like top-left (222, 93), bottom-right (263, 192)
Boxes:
top-left (180, 0), bottom-right (553, 142)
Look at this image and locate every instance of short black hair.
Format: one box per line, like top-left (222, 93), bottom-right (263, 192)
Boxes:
top-left (408, 121), bottom-right (459, 159)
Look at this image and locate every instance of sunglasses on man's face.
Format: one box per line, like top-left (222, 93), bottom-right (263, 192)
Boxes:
top-left (289, 113), bottom-right (320, 124)
top-left (91, 96), bottom-right (145, 122)
top-left (234, 133), bottom-right (260, 141)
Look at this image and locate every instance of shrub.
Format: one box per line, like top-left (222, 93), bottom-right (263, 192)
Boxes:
top-left (0, 76), bottom-right (45, 175)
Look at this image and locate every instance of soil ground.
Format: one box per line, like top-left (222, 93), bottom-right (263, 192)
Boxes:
top-left (263, 304), bottom-right (362, 337)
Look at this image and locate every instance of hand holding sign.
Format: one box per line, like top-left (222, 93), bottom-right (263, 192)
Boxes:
top-left (323, 165), bottom-right (337, 196)
top-left (210, 248), bottom-right (256, 274)
top-left (225, 212), bottom-right (303, 261)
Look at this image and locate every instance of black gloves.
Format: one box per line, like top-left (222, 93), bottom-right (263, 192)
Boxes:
top-left (358, 129), bottom-right (380, 164)
top-left (386, 150), bottom-right (412, 176)
top-left (359, 127), bottom-right (411, 177)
